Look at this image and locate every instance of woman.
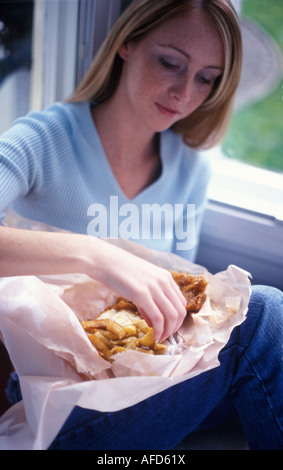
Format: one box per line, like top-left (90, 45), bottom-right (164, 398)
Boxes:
top-left (1, 0), bottom-right (282, 450)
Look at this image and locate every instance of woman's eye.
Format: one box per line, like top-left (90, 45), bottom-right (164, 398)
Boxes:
top-left (159, 57), bottom-right (179, 70)
top-left (198, 75), bottom-right (212, 86)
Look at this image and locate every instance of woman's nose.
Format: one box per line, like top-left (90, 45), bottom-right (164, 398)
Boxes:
top-left (170, 76), bottom-right (193, 103)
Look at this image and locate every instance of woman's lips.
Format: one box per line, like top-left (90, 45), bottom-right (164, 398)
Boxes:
top-left (155, 102), bottom-right (181, 118)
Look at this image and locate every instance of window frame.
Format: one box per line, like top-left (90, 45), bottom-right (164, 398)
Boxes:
top-left (76, 0), bottom-right (123, 85)
top-left (196, 200), bottom-right (283, 291)
top-left (195, 149), bottom-right (283, 290)
top-left (31, 0), bottom-right (80, 110)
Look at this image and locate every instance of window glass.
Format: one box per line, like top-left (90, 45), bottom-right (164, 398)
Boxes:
top-left (0, 0), bottom-right (34, 134)
top-left (223, 0), bottom-right (283, 173)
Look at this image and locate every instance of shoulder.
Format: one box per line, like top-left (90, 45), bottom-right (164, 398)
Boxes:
top-left (28, 101), bottom-right (90, 132)
top-left (0, 101), bottom-right (92, 176)
top-left (6, 101), bottom-right (91, 137)
top-left (43, 101), bottom-right (91, 124)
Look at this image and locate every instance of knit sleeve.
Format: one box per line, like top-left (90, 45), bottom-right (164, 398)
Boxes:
top-left (0, 104), bottom-right (73, 214)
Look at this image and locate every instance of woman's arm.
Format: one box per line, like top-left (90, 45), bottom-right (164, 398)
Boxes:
top-left (0, 226), bottom-right (186, 341)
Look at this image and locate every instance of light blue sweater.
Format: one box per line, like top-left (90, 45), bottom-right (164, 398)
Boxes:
top-left (0, 101), bottom-right (211, 261)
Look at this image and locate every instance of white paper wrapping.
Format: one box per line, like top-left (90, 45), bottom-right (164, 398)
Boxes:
top-left (0, 211), bottom-right (251, 449)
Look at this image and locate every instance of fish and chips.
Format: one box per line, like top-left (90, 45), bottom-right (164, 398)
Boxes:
top-left (81, 271), bottom-right (208, 361)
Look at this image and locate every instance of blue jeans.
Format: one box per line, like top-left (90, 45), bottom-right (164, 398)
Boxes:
top-left (7, 286), bottom-right (283, 450)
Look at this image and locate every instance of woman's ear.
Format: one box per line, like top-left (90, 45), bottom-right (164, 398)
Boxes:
top-left (118, 42), bottom-right (130, 61)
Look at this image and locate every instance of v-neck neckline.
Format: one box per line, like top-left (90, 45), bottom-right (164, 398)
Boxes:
top-left (86, 103), bottom-right (169, 203)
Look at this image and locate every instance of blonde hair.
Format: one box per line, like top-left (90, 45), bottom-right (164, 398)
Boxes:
top-left (68, 0), bottom-right (242, 149)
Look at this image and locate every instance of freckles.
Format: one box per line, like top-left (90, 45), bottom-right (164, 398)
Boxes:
top-left (129, 65), bottom-right (152, 93)
top-left (137, 75), bottom-right (160, 102)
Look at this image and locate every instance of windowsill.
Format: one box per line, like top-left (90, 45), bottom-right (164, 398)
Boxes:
top-left (207, 149), bottom-right (283, 222)
top-left (196, 150), bottom-right (283, 290)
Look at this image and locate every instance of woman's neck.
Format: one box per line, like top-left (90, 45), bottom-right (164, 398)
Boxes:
top-left (92, 97), bottom-right (157, 168)
top-left (91, 96), bottom-right (162, 199)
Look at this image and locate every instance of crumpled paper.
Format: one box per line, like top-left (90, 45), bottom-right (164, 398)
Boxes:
top-left (0, 210), bottom-right (251, 450)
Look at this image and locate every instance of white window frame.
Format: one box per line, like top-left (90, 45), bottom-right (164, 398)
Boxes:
top-left (34, 0), bottom-right (283, 290)
top-left (31, 0), bottom-right (80, 110)
top-left (195, 149), bottom-right (283, 291)
top-left (30, 0), bottom-right (124, 110)
top-left (197, 200), bottom-right (283, 291)
top-left (76, 0), bottom-right (123, 85)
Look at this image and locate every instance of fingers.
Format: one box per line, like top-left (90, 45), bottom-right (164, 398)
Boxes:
top-left (135, 271), bottom-right (187, 342)
top-left (158, 295), bottom-right (187, 342)
top-left (156, 272), bottom-right (187, 341)
top-left (154, 297), bottom-right (183, 342)
top-left (138, 295), bottom-right (186, 342)
top-left (93, 241), bottom-right (187, 342)
top-left (138, 305), bottom-right (164, 343)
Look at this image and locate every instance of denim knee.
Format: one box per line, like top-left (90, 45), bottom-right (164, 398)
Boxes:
top-left (250, 284), bottom-right (283, 311)
top-left (249, 285), bottom-right (283, 330)
top-left (225, 284), bottom-right (282, 355)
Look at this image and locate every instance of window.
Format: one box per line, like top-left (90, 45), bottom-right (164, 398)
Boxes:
top-left (36, 0), bottom-right (125, 108)
top-left (224, 0), bottom-right (283, 173)
top-left (33, 0), bottom-right (79, 109)
top-left (0, 0), bottom-right (34, 134)
top-left (197, 0), bottom-right (283, 290)
top-left (207, 0), bottom-right (283, 221)
top-left (76, 0), bottom-right (124, 85)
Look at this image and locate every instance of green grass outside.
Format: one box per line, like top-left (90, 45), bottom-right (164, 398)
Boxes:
top-left (222, 0), bottom-right (283, 172)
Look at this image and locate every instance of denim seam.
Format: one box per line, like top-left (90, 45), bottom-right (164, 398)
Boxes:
top-left (50, 410), bottom-right (112, 443)
top-left (243, 348), bottom-right (283, 435)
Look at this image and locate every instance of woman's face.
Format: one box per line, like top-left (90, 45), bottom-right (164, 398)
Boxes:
top-left (117, 8), bottom-right (224, 134)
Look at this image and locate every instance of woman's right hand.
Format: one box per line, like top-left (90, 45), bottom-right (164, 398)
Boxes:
top-left (84, 237), bottom-right (187, 342)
